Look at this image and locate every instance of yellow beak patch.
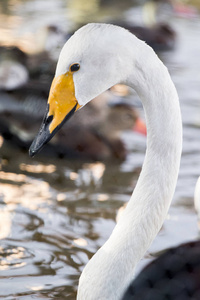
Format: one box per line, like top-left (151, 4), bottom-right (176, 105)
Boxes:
top-left (47, 72), bottom-right (81, 133)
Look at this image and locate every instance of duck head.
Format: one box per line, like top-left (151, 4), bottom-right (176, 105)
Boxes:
top-left (29, 23), bottom-right (141, 157)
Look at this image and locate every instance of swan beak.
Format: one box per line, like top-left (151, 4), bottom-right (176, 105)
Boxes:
top-left (29, 72), bottom-right (81, 157)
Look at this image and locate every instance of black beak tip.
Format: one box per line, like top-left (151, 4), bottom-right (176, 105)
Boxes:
top-left (28, 130), bottom-right (50, 158)
top-left (29, 147), bottom-right (36, 158)
top-left (29, 140), bottom-right (41, 157)
top-left (29, 103), bottom-right (78, 158)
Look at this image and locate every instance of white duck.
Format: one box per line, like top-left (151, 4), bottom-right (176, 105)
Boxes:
top-left (29, 23), bottom-right (182, 299)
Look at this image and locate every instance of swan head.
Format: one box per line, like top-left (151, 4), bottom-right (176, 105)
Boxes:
top-left (29, 23), bottom-right (141, 157)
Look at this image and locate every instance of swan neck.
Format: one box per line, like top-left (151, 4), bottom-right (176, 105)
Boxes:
top-left (77, 39), bottom-right (182, 300)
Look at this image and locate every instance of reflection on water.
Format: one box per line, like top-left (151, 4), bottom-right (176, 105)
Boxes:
top-left (0, 147), bottom-right (131, 298)
top-left (0, 0), bottom-right (136, 53)
top-left (0, 0), bottom-right (200, 299)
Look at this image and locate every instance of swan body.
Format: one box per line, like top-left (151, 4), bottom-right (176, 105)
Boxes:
top-left (29, 23), bottom-right (182, 299)
top-left (122, 240), bottom-right (200, 300)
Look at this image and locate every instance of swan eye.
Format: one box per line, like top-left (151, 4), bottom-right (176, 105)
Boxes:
top-left (70, 63), bottom-right (80, 72)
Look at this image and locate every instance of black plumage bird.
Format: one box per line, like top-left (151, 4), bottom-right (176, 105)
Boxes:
top-left (122, 241), bottom-right (200, 300)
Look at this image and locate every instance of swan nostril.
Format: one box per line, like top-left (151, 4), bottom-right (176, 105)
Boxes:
top-left (45, 115), bottom-right (53, 125)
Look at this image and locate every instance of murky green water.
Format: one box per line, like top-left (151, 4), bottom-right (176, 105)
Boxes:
top-left (0, 1), bottom-right (200, 299)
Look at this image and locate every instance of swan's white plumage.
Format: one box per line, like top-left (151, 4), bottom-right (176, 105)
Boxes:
top-left (56, 24), bottom-right (142, 106)
top-left (55, 23), bottom-right (182, 299)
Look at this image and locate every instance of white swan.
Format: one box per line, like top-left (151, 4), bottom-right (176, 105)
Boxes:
top-left (29, 23), bottom-right (182, 299)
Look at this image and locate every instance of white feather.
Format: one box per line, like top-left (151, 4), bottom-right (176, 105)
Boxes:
top-left (55, 23), bottom-right (182, 299)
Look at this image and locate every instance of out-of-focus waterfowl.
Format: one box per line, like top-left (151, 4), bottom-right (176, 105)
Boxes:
top-left (0, 46), bottom-right (29, 90)
top-left (122, 240), bottom-right (200, 300)
top-left (54, 100), bottom-right (146, 160)
top-left (0, 89), bottom-right (145, 160)
top-left (114, 21), bottom-right (176, 51)
top-left (111, 0), bottom-right (176, 52)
